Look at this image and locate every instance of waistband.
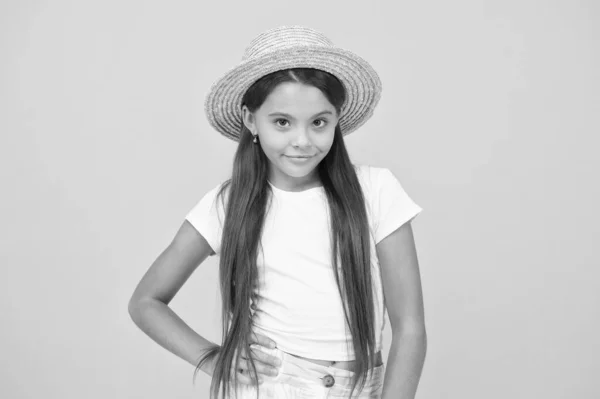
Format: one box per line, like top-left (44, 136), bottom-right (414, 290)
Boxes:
top-left (287, 350), bottom-right (383, 371)
top-left (253, 345), bottom-right (385, 390)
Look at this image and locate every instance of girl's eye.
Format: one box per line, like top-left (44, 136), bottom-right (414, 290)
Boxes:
top-left (275, 119), bottom-right (289, 127)
top-left (313, 119), bottom-right (327, 128)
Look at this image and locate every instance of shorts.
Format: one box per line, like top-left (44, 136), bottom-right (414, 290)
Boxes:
top-left (228, 346), bottom-right (385, 398)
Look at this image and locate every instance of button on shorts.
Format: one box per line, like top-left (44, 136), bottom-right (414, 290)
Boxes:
top-left (228, 345), bottom-right (385, 398)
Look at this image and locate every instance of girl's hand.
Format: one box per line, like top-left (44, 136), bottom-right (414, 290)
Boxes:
top-left (232, 332), bottom-right (282, 385)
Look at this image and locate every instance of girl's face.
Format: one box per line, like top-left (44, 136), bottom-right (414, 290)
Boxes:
top-left (242, 82), bottom-right (339, 191)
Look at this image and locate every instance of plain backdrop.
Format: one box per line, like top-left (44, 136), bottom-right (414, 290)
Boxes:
top-left (1, 1), bottom-right (598, 398)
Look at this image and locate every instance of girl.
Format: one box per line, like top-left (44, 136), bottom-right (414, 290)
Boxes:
top-left (129, 26), bottom-right (427, 399)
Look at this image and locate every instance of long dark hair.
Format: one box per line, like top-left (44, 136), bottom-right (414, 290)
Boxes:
top-left (193, 68), bottom-right (377, 398)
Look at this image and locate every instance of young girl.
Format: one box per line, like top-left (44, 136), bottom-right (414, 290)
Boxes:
top-left (129, 26), bottom-right (426, 399)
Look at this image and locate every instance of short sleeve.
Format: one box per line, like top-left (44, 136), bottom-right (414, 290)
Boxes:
top-left (185, 182), bottom-right (227, 256)
top-left (373, 168), bottom-right (423, 244)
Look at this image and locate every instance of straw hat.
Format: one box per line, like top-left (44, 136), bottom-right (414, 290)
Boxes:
top-left (204, 25), bottom-right (382, 142)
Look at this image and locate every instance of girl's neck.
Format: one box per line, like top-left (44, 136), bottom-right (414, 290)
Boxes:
top-left (268, 170), bottom-right (322, 193)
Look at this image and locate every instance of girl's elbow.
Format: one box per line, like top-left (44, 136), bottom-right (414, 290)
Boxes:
top-left (127, 295), bottom-right (155, 321)
top-left (128, 297), bottom-right (142, 321)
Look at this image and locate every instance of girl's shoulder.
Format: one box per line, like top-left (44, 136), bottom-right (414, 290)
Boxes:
top-left (353, 163), bottom-right (414, 203)
top-left (353, 163), bottom-right (423, 240)
top-left (353, 163), bottom-right (391, 190)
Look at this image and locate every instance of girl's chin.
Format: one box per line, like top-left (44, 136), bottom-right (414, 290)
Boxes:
top-left (277, 164), bottom-right (317, 178)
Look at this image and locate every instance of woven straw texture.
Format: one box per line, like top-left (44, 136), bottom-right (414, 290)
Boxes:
top-left (204, 26), bottom-right (382, 142)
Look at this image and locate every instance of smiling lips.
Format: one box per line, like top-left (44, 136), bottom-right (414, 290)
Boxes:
top-left (285, 155), bottom-right (314, 164)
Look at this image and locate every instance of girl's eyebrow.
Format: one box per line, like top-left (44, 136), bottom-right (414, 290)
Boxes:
top-left (267, 110), bottom-right (334, 119)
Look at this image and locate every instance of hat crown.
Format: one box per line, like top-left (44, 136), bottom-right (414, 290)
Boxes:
top-left (242, 26), bottom-right (334, 61)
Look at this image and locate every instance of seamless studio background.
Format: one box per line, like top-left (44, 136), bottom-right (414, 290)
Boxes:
top-left (1, 1), bottom-right (598, 398)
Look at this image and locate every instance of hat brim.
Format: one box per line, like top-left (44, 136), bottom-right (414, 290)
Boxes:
top-left (204, 46), bottom-right (382, 142)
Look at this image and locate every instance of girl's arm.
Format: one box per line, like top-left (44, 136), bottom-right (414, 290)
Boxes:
top-left (376, 221), bottom-right (427, 399)
top-left (128, 221), bottom-right (218, 375)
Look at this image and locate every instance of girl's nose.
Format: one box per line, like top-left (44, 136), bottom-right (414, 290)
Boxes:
top-left (292, 128), bottom-right (311, 147)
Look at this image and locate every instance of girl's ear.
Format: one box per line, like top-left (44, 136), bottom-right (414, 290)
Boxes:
top-left (241, 105), bottom-right (256, 134)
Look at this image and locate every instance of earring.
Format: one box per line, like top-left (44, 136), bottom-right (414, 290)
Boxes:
top-left (253, 135), bottom-right (258, 144)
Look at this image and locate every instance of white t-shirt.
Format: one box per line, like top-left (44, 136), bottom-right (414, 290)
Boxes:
top-left (185, 164), bottom-right (422, 361)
